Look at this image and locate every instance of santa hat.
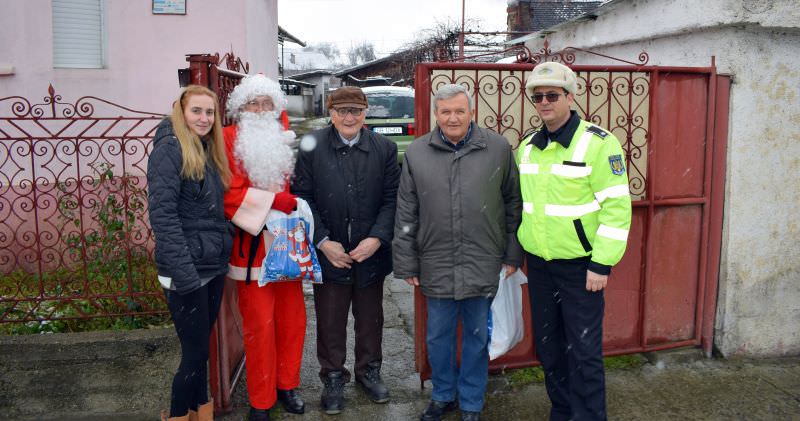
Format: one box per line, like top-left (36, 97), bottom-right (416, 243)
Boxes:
top-left (226, 74), bottom-right (287, 118)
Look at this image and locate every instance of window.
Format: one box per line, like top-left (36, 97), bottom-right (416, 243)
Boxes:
top-left (52, 0), bottom-right (105, 68)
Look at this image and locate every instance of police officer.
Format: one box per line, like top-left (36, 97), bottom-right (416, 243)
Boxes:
top-left (517, 62), bottom-right (632, 421)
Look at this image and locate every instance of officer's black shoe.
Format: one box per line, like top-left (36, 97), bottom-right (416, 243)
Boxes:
top-left (321, 371), bottom-right (346, 415)
top-left (420, 400), bottom-right (457, 421)
top-left (461, 410), bottom-right (481, 421)
top-left (248, 406), bottom-right (271, 421)
top-left (276, 388), bottom-right (305, 414)
top-left (356, 361), bottom-right (390, 403)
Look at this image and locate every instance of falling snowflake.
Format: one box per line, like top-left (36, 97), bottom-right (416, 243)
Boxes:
top-left (299, 134), bottom-right (318, 152)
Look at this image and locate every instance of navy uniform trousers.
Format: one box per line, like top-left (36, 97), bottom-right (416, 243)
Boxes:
top-left (526, 253), bottom-right (607, 421)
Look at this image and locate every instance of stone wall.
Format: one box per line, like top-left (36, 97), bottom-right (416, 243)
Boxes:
top-left (0, 328), bottom-right (179, 420)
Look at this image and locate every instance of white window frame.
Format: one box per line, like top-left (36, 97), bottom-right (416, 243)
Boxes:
top-left (52, 0), bottom-right (106, 69)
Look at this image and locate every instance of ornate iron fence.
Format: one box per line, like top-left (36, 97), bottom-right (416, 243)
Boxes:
top-left (0, 85), bottom-right (165, 327)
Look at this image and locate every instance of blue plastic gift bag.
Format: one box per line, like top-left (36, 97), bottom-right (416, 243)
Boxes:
top-left (258, 199), bottom-right (323, 285)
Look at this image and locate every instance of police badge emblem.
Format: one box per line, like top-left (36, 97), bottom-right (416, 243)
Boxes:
top-left (609, 154), bottom-right (625, 175)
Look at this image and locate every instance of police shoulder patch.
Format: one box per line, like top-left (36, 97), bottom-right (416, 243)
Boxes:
top-left (586, 125), bottom-right (609, 139)
top-left (608, 154), bottom-right (625, 175)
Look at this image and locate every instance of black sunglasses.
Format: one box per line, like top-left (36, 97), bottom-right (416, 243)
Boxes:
top-left (531, 93), bottom-right (566, 104)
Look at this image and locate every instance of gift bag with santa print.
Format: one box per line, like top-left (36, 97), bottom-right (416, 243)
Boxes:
top-left (258, 198), bottom-right (323, 285)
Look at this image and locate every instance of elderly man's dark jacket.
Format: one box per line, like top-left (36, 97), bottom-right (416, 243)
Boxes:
top-left (291, 125), bottom-right (400, 288)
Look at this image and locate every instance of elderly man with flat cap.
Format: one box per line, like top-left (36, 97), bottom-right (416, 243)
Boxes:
top-left (517, 62), bottom-right (632, 421)
top-left (291, 86), bottom-right (400, 415)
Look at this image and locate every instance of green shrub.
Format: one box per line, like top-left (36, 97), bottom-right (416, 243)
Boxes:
top-left (0, 162), bottom-right (170, 334)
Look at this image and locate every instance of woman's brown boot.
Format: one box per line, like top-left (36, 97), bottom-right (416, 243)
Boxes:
top-left (160, 409), bottom-right (191, 421)
top-left (196, 399), bottom-right (214, 421)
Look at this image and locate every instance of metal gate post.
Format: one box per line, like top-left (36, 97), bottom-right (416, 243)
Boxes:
top-left (702, 73), bottom-right (730, 356)
top-left (187, 54), bottom-right (217, 87)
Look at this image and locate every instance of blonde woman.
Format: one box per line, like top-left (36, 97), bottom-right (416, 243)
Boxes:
top-left (147, 85), bottom-right (232, 421)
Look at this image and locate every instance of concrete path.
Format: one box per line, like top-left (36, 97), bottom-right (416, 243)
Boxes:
top-left (217, 278), bottom-right (800, 421)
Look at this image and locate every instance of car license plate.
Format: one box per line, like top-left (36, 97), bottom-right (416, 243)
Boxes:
top-left (374, 126), bottom-right (402, 135)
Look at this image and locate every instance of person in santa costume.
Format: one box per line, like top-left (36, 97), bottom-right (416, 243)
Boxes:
top-left (222, 74), bottom-right (305, 421)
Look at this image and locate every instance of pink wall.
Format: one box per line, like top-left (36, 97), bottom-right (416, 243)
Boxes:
top-left (0, 0), bottom-right (279, 114)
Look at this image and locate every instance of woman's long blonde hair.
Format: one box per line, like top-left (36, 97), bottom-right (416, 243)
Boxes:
top-left (169, 85), bottom-right (231, 188)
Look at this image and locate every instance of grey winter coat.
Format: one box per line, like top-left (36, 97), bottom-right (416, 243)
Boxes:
top-left (147, 118), bottom-right (232, 295)
top-left (392, 125), bottom-right (523, 300)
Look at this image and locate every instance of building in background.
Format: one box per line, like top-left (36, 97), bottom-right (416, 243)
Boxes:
top-left (0, 0), bottom-right (280, 114)
top-left (506, 0), bottom-right (603, 37)
top-left (509, 0), bottom-right (800, 358)
top-left (288, 70), bottom-right (340, 116)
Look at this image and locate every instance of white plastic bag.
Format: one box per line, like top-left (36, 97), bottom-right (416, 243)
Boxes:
top-left (488, 268), bottom-right (526, 360)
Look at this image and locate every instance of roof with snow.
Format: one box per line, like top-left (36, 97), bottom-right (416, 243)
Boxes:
top-left (530, 0), bottom-right (604, 32)
top-left (278, 26), bottom-right (305, 47)
top-left (506, 0), bottom-right (611, 45)
top-left (507, 0), bottom-right (604, 34)
top-left (289, 69), bottom-right (336, 80)
top-left (281, 48), bottom-right (335, 72)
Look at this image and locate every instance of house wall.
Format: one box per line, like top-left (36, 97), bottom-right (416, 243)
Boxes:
top-left (306, 74), bottom-right (332, 116)
top-left (285, 88), bottom-right (314, 116)
top-left (524, 0), bottom-right (800, 357)
top-left (0, 0), bottom-right (278, 114)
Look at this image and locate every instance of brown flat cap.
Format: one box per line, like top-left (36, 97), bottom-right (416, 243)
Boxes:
top-left (327, 86), bottom-right (368, 109)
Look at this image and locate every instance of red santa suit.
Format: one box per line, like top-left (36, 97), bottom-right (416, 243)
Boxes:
top-left (223, 122), bottom-right (306, 411)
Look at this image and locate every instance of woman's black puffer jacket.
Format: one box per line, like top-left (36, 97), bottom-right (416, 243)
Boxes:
top-left (147, 118), bottom-right (232, 295)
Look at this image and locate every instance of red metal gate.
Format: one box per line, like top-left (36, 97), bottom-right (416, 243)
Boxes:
top-left (411, 53), bottom-right (729, 381)
top-left (0, 85), bottom-right (164, 328)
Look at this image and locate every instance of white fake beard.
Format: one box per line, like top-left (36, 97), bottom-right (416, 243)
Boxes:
top-left (234, 112), bottom-right (296, 191)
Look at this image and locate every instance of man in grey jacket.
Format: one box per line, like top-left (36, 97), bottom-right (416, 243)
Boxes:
top-left (393, 84), bottom-right (522, 421)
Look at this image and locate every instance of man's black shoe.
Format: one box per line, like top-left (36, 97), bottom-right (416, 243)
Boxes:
top-left (321, 371), bottom-right (346, 415)
top-left (420, 400), bottom-right (457, 421)
top-left (276, 388), bottom-right (305, 414)
top-left (356, 361), bottom-right (390, 403)
top-left (248, 406), bottom-right (271, 421)
top-left (461, 410), bottom-right (481, 421)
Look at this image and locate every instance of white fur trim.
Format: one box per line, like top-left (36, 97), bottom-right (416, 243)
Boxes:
top-left (228, 265), bottom-right (262, 281)
top-left (226, 74), bottom-right (287, 118)
top-left (232, 188), bottom-right (275, 236)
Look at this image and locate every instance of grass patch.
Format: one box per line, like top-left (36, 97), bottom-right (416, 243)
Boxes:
top-left (507, 366), bottom-right (545, 387)
top-left (0, 257), bottom-right (170, 335)
top-left (505, 354), bottom-right (645, 388)
top-left (0, 312), bottom-right (172, 335)
top-left (603, 354), bottom-right (646, 370)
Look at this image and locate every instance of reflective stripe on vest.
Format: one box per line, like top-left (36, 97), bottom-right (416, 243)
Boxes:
top-left (544, 200), bottom-right (601, 217)
top-left (521, 144), bottom-right (534, 163)
top-left (550, 164), bottom-right (592, 178)
top-left (594, 184), bottom-right (630, 203)
top-left (570, 130), bottom-right (594, 162)
top-left (519, 163), bottom-right (539, 174)
top-left (523, 202), bottom-right (534, 214)
top-left (597, 224), bottom-right (629, 241)
top-left (521, 130), bottom-right (595, 178)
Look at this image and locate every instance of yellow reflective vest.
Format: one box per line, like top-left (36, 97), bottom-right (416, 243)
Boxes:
top-left (516, 119), bottom-right (632, 271)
